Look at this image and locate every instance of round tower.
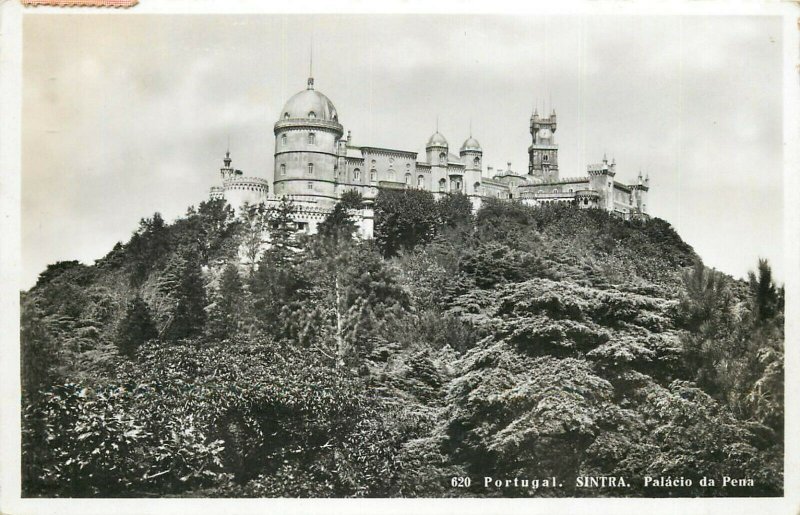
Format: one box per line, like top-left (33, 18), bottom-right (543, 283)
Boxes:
top-left (426, 131), bottom-right (449, 166)
top-left (273, 76), bottom-right (344, 207)
top-left (460, 136), bottom-right (483, 197)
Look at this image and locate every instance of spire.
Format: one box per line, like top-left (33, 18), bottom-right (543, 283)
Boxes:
top-left (469, 118), bottom-right (472, 138)
top-left (223, 139), bottom-right (232, 168)
top-left (307, 37), bottom-right (314, 90)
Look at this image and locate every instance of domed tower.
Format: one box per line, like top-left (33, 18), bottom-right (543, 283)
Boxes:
top-left (460, 136), bottom-right (483, 197)
top-left (528, 108), bottom-right (559, 182)
top-left (273, 76), bottom-right (344, 206)
top-left (426, 131), bottom-right (449, 165)
top-left (426, 131), bottom-right (449, 195)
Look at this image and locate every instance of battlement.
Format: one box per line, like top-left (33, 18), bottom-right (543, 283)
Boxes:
top-left (223, 177), bottom-right (270, 193)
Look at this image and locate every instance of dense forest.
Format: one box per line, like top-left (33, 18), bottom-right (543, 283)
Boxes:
top-left (20, 190), bottom-right (784, 497)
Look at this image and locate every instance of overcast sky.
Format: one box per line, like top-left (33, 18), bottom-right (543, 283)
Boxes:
top-left (22, 14), bottom-right (784, 288)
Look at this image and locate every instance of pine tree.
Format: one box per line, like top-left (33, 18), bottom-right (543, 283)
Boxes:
top-left (164, 254), bottom-right (207, 341)
top-left (207, 264), bottom-right (245, 339)
top-left (748, 258), bottom-right (780, 324)
top-left (116, 294), bottom-right (158, 357)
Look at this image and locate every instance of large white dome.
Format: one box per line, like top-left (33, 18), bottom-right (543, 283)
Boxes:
top-left (280, 80), bottom-right (339, 122)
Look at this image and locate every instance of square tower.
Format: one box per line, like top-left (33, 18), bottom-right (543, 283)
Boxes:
top-left (528, 109), bottom-right (559, 182)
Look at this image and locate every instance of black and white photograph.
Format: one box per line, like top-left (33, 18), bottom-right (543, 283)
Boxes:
top-left (1, 2), bottom-right (797, 514)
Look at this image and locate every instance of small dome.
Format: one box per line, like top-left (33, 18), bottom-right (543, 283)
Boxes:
top-left (280, 81), bottom-right (339, 122)
top-left (460, 136), bottom-right (481, 152)
top-left (426, 131), bottom-right (448, 148)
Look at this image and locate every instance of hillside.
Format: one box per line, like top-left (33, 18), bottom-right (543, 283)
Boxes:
top-left (20, 193), bottom-right (784, 497)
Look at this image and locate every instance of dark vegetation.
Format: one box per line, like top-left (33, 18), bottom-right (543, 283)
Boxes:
top-left (21, 192), bottom-right (783, 497)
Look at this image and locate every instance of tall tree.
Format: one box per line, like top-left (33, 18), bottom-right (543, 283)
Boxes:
top-left (207, 264), bottom-right (245, 340)
top-left (374, 189), bottom-right (439, 257)
top-left (163, 253), bottom-right (207, 341)
top-left (116, 295), bottom-right (158, 357)
top-left (748, 258), bottom-right (781, 324)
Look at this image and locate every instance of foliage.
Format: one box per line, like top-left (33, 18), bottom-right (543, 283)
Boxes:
top-left (20, 193), bottom-right (783, 498)
top-left (115, 295), bottom-right (157, 357)
top-left (374, 189), bottom-right (439, 257)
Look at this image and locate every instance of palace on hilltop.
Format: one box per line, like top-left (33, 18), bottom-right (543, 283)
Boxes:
top-left (210, 74), bottom-right (651, 238)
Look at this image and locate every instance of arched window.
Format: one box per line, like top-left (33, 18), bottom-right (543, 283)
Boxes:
top-left (474, 181), bottom-right (481, 193)
top-left (308, 133), bottom-right (316, 145)
top-left (543, 155), bottom-right (548, 162)
top-left (405, 173), bottom-right (412, 185)
top-left (438, 178), bottom-right (446, 192)
top-left (284, 113), bottom-right (290, 119)
top-left (307, 163), bottom-right (314, 175)
top-left (568, 188), bottom-right (573, 193)
top-left (281, 134), bottom-right (287, 146)
top-left (474, 157), bottom-right (480, 167)
top-left (388, 170), bottom-right (395, 182)
top-left (417, 175), bottom-right (424, 188)
top-left (439, 152), bottom-right (446, 164)
top-left (553, 188), bottom-right (558, 193)
top-left (280, 164), bottom-right (286, 176)
top-left (370, 169), bottom-right (377, 182)
top-left (308, 111), bottom-right (316, 119)
top-left (307, 181), bottom-right (313, 190)
top-left (354, 168), bottom-right (361, 181)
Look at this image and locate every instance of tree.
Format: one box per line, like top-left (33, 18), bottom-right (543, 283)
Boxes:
top-left (163, 253), bottom-right (207, 341)
top-left (239, 202), bottom-right (270, 271)
top-left (374, 189), bottom-right (439, 257)
top-left (266, 197), bottom-right (298, 262)
top-left (116, 295), bottom-right (158, 357)
top-left (207, 264), bottom-right (245, 340)
top-left (748, 258), bottom-right (781, 324)
top-left (436, 191), bottom-right (473, 230)
top-left (20, 294), bottom-right (61, 400)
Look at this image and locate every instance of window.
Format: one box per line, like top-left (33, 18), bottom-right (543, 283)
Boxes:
top-left (307, 163), bottom-right (314, 175)
top-left (308, 133), bottom-right (316, 145)
top-left (451, 180), bottom-right (462, 192)
top-left (438, 178), bottom-right (446, 192)
top-left (439, 152), bottom-right (446, 164)
top-left (354, 168), bottom-right (361, 181)
top-left (543, 155), bottom-right (548, 162)
top-left (308, 111), bottom-right (316, 119)
top-left (417, 175), bottom-right (424, 188)
top-left (281, 134), bottom-right (287, 146)
top-left (553, 189), bottom-right (558, 193)
top-left (405, 173), bottom-right (412, 185)
top-left (568, 188), bottom-right (573, 193)
top-left (474, 182), bottom-right (481, 193)
top-left (370, 169), bottom-right (377, 182)
top-left (388, 170), bottom-right (395, 182)
top-left (474, 157), bottom-right (480, 167)
top-left (307, 181), bottom-right (313, 190)
top-left (280, 164), bottom-right (286, 176)
top-left (284, 113), bottom-right (290, 119)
